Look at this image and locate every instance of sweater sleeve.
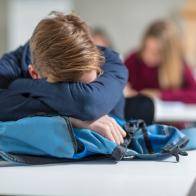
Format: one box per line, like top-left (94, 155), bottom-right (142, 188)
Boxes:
top-left (0, 89), bottom-right (56, 121)
top-left (0, 44), bottom-right (28, 88)
top-left (9, 47), bottom-right (128, 120)
top-left (161, 64), bottom-right (196, 103)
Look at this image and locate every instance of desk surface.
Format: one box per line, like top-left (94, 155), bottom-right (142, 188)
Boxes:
top-left (154, 99), bottom-right (196, 122)
top-left (0, 151), bottom-right (196, 196)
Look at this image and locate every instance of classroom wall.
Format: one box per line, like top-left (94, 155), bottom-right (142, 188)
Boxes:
top-left (0, 0), bottom-right (73, 55)
top-left (0, 0), bottom-right (8, 55)
top-left (74, 0), bottom-right (186, 57)
top-left (0, 0), bottom-right (187, 57)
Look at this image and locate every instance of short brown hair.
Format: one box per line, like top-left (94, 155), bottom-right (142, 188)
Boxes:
top-left (30, 11), bottom-right (104, 83)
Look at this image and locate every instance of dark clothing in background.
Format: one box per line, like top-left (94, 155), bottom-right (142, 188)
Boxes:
top-left (124, 95), bottom-right (154, 125)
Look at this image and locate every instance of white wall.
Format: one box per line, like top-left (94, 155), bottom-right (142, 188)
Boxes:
top-left (0, 0), bottom-right (8, 55)
top-left (0, 0), bottom-right (187, 56)
top-left (74, 0), bottom-right (186, 57)
top-left (6, 0), bottom-right (73, 51)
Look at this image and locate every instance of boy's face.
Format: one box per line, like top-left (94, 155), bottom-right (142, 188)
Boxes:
top-left (28, 64), bottom-right (97, 83)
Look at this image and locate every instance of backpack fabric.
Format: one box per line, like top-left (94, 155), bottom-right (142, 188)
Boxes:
top-left (0, 115), bottom-right (190, 165)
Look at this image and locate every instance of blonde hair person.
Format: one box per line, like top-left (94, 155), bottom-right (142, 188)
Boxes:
top-left (141, 20), bottom-right (183, 89)
top-left (124, 20), bottom-right (196, 103)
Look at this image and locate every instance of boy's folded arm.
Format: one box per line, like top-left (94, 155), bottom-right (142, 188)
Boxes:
top-left (9, 48), bottom-right (128, 120)
top-left (67, 47), bottom-right (128, 120)
top-left (0, 89), bottom-right (56, 121)
top-left (0, 43), bottom-right (29, 88)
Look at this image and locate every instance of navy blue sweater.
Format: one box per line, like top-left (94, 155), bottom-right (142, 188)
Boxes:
top-left (0, 43), bottom-right (128, 121)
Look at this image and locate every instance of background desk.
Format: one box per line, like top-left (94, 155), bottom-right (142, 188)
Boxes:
top-left (154, 99), bottom-right (196, 122)
top-left (0, 151), bottom-right (196, 196)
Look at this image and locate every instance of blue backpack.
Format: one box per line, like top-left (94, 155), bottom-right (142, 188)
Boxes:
top-left (0, 115), bottom-right (191, 165)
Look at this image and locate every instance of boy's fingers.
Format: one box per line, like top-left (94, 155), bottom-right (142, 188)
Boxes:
top-left (110, 122), bottom-right (123, 144)
top-left (89, 121), bottom-right (117, 143)
top-left (110, 125), bottom-right (121, 145)
top-left (103, 126), bottom-right (116, 143)
top-left (105, 124), bottom-right (120, 144)
top-left (107, 116), bottom-right (126, 140)
top-left (117, 124), bottom-right (127, 138)
top-left (87, 115), bottom-right (126, 144)
top-left (112, 120), bottom-right (126, 138)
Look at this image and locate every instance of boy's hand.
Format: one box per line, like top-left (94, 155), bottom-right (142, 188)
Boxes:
top-left (70, 115), bottom-right (126, 145)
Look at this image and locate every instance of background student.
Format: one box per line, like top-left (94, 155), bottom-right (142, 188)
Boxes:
top-left (124, 20), bottom-right (196, 103)
top-left (91, 27), bottom-right (114, 48)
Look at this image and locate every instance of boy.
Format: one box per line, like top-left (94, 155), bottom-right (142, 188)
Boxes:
top-left (0, 12), bottom-right (128, 144)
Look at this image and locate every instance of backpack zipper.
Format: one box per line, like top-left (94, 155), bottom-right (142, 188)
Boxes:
top-left (62, 117), bottom-right (78, 153)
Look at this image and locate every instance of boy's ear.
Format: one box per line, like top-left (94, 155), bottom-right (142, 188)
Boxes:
top-left (28, 64), bottom-right (40, 79)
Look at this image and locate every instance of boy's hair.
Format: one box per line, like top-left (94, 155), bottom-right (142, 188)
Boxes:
top-left (30, 11), bottom-right (104, 83)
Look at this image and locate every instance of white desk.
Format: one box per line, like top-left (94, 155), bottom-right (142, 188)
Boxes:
top-left (154, 99), bottom-right (196, 122)
top-left (0, 151), bottom-right (196, 196)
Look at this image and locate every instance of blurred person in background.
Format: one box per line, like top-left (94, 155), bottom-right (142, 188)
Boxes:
top-left (124, 20), bottom-right (196, 103)
top-left (91, 27), bottom-right (114, 48)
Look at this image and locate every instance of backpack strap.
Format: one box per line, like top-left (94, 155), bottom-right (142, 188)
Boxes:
top-left (124, 119), bottom-right (153, 154)
top-left (123, 119), bottom-right (189, 162)
top-left (161, 137), bottom-right (189, 162)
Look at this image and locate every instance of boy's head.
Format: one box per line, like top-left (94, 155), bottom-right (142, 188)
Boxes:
top-left (29, 11), bottom-right (104, 83)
